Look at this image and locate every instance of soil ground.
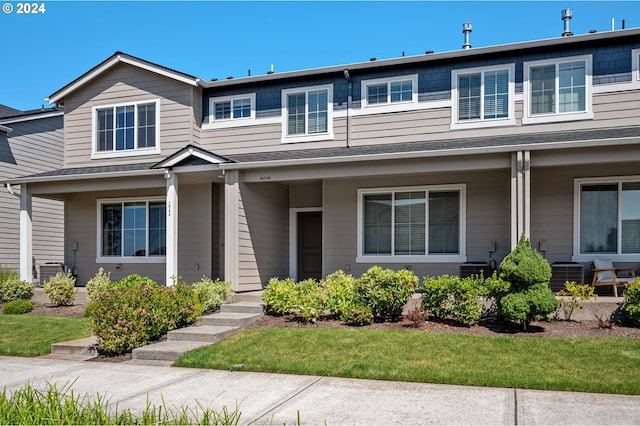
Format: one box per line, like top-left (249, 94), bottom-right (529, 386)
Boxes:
top-left (8, 300), bottom-right (640, 342)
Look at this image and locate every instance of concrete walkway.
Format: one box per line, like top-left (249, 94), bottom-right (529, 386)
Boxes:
top-left (1, 356), bottom-right (639, 425)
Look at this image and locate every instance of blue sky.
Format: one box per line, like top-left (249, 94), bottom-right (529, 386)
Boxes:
top-left (1, 1), bottom-right (639, 111)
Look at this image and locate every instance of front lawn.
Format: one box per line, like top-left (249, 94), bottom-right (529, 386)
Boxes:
top-left (175, 327), bottom-right (640, 395)
top-left (0, 315), bottom-right (92, 357)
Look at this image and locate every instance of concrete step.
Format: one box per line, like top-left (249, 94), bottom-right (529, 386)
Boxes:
top-left (200, 311), bottom-right (263, 327)
top-left (167, 325), bottom-right (236, 342)
top-left (132, 340), bottom-right (210, 362)
top-left (50, 336), bottom-right (98, 357)
top-left (232, 291), bottom-right (263, 303)
top-left (220, 301), bottom-right (264, 314)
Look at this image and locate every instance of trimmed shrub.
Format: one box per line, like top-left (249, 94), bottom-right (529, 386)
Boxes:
top-left (421, 274), bottom-right (486, 326)
top-left (43, 271), bottom-right (77, 306)
top-left (342, 305), bottom-right (374, 326)
top-left (322, 270), bottom-right (359, 322)
top-left (88, 278), bottom-right (203, 355)
top-left (193, 277), bottom-right (233, 313)
top-left (295, 279), bottom-right (326, 323)
top-left (0, 277), bottom-right (34, 302)
top-left (623, 279), bottom-right (640, 326)
top-left (355, 266), bottom-right (418, 319)
top-left (85, 268), bottom-right (111, 302)
top-left (556, 281), bottom-right (596, 321)
top-left (112, 274), bottom-right (158, 290)
top-left (2, 299), bottom-right (33, 314)
top-left (0, 267), bottom-right (19, 285)
top-left (495, 236), bottom-right (558, 329)
top-left (262, 278), bottom-right (297, 315)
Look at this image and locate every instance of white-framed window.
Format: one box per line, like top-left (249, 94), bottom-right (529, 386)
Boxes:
top-left (97, 198), bottom-right (166, 263)
top-left (573, 176), bottom-right (640, 262)
top-left (633, 48), bottom-right (640, 82)
top-left (361, 74), bottom-right (418, 110)
top-left (451, 65), bottom-right (515, 129)
top-left (281, 84), bottom-right (333, 143)
top-left (523, 55), bottom-right (593, 124)
top-left (92, 99), bottom-right (160, 159)
top-left (209, 93), bottom-right (256, 124)
top-left (357, 184), bottom-right (466, 263)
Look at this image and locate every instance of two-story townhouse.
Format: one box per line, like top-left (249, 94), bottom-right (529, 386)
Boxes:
top-left (0, 106), bottom-right (64, 280)
top-left (6, 27), bottom-right (640, 294)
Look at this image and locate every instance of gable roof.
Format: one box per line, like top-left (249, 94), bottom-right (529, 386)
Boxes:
top-left (152, 144), bottom-right (232, 169)
top-left (47, 52), bottom-right (203, 105)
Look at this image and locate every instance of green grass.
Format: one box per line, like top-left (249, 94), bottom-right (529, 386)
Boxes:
top-left (0, 315), bottom-right (92, 357)
top-left (175, 327), bottom-right (640, 395)
top-left (0, 382), bottom-right (241, 425)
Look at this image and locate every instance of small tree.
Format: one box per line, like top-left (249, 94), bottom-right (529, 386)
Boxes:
top-left (495, 236), bottom-right (558, 330)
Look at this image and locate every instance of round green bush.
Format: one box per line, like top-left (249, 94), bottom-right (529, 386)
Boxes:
top-left (193, 277), bottom-right (232, 313)
top-left (43, 271), bottom-right (77, 306)
top-left (623, 280), bottom-right (640, 325)
top-left (0, 277), bottom-right (34, 302)
top-left (2, 299), bottom-right (33, 314)
top-left (85, 268), bottom-right (111, 301)
top-left (356, 266), bottom-right (418, 319)
top-left (262, 278), bottom-right (297, 315)
top-left (112, 274), bottom-right (158, 289)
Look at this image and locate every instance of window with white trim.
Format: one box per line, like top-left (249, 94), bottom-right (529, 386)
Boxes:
top-left (209, 93), bottom-right (255, 123)
top-left (523, 55), bottom-right (592, 124)
top-left (99, 199), bottom-right (166, 260)
top-left (358, 185), bottom-right (466, 262)
top-left (93, 100), bottom-right (159, 156)
top-left (633, 48), bottom-right (640, 82)
top-left (361, 75), bottom-right (418, 108)
top-left (451, 65), bottom-right (514, 129)
top-left (282, 84), bottom-right (333, 143)
top-left (575, 178), bottom-right (640, 259)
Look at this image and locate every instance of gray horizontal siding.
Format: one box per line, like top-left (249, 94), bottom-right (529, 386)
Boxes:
top-left (63, 63), bottom-right (197, 168)
top-left (0, 115), bottom-right (64, 275)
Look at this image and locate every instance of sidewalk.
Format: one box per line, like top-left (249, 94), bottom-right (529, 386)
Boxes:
top-left (1, 356), bottom-right (639, 425)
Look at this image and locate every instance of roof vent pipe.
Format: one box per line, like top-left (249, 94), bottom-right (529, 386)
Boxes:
top-left (462, 22), bottom-right (472, 49)
top-left (562, 8), bottom-right (573, 36)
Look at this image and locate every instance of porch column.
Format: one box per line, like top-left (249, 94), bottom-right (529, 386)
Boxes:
top-left (224, 170), bottom-right (239, 291)
top-left (19, 184), bottom-right (33, 282)
top-left (165, 171), bottom-right (178, 286)
top-left (510, 150), bottom-right (531, 248)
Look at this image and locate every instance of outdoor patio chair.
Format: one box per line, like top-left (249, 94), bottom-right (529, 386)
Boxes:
top-left (590, 258), bottom-right (637, 297)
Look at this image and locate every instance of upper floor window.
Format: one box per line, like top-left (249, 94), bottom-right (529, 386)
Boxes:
top-left (361, 75), bottom-right (418, 109)
top-left (523, 55), bottom-right (593, 124)
top-left (574, 177), bottom-right (640, 261)
top-left (357, 184), bottom-right (466, 263)
top-left (210, 93), bottom-right (255, 122)
top-left (92, 100), bottom-right (160, 158)
top-left (281, 84), bottom-right (333, 143)
top-left (451, 65), bottom-right (514, 129)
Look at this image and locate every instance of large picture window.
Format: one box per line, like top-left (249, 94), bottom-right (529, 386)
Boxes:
top-left (578, 180), bottom-right (640, 256)
top-left (93, 100), bottom-right (160, 157)
top-left (358, 185), bottom-right (466, 262)
top-left (99, 199), bottom-right (166, 260)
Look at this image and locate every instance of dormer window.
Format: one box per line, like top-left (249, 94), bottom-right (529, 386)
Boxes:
top-left (92, 100), bottom-right (160, 158)
top-left (361, 75), bottom-right (418, 108)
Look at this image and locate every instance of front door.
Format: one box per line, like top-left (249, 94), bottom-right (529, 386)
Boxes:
top-left (297, 211), bottom-right (322, 281)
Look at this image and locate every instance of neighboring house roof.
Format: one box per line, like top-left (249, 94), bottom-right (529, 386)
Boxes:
top-left (0, 106), bottom-right (63, 125)
top-left (47, 52), bottom-right (202, 105)
top-left (0, 104), bottom-right (21, 118)
top-left (222, 126), bottom-right (640, 168)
